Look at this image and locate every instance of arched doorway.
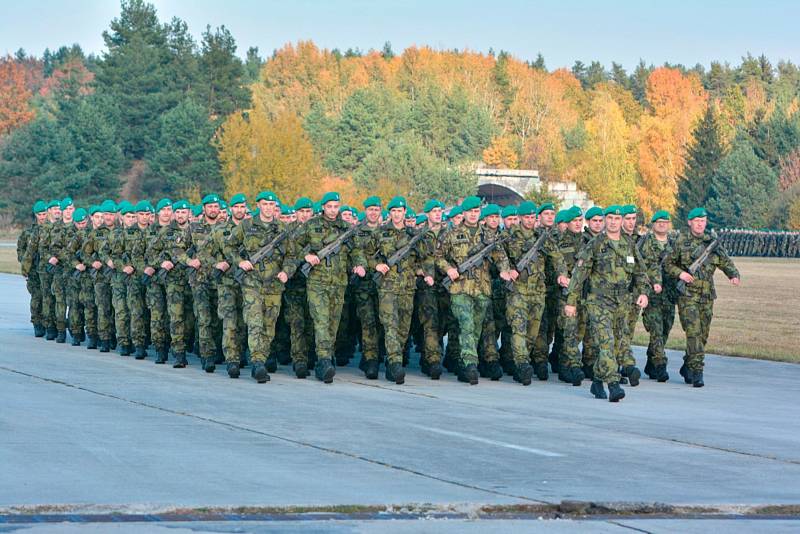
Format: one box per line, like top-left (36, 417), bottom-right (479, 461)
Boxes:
top-left (477, 183), bottom-right (524, 206)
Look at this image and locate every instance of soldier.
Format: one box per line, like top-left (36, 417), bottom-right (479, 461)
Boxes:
top-left (38, 199), bottom-right (62, 340)
top-left (119, 201), bottom-right (152, 359)
top-left (447, 206), bottom-right (464, 227)
top-left (505, 201), bottom-right (569, 385)
top-left (106, 202), bottom-right (137, 356)
top-left (477, 204), bottom-right (507, 380)
top-left (75, 206), bottom-right (103, 350)
top-left (225, 190), bottom-right (294, 383)
top-left (664, 208), bottom-right (740, 387)
top-left (436, 196), bottom-right (512, 385)
top-left (64, 207), bottom-right (90, 346)
top-left (578, 206), bottom-right (605, 377)
top-left (532, 202), bottom-right (560, 376)
top-left (293, 192), bottom-right (367, 383)
top-left (47, 197), bottom-right (77, 344)
top-left (501, 205), bottom-right (519, 229)
top-left (19, 200), bottom-right (48, 338)
top-left (639, 210), bottom-right (677, 382)
top-left (142, 199), bottom-right (173, 364)
top-left (564, 206), bottom-right (650, 402)
top-left (84, 200), bottom-right (117, 352)
top-left (618, 204), bottom-right (648, 385)
top-left (354, 195), bottom-right (384, 379)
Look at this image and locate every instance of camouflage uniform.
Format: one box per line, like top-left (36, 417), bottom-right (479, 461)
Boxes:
top-left (353, 223), bottom-right (382, 369)
top-left (69, 227), bottom-right (98, 346)
top-left (62, 225), bottom-right (88, 343)
top-left (417, 224), bottom-right (452, 373)
top-left (83, 225), bottom-right (115, 346)
top-left (209, 219), bottom-right (246, 366)
top-left (555, 228), bottom-right (586, 378)
top-left (105, 226), bottom-right (133, 351)
top-left (638, 232), bottom-right (677, 377)
top-left (533, 226), bottom-right (561, 371)
top-left (477, 226), bottom-right (504, 375)
top-left (18, 223), bottom-right (44, 333)
top-left (617, 233), bottom-right (659, 373)
top-left (46, 221), bottom-right (77, 338)
top-left (122, 225), bottom-right (149, 352)
top-left (33, 221), bottom-right (57, 336)
top-left (283, 258), bottom-right (315, 370)
top-left (664, 231), bottom-right (739, 380)
top-left (143, 223), bottom-right (170, 360)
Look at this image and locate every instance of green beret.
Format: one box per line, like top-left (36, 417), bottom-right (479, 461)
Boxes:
top-left (687, 207), bottom-right (707, 220)
top-left (481, 203), bottom-right (501, 218)
top-left (280, 205), bottom-right (295, 215)
top-left (461, 196), bottom-right (481, 211)
top-left (448, 206), bottom-right (463, 217)
top-left (537, 202), bottom-right (555, 215)
top-left (585, 206), bottom-right (604, 219)
top-left (381, 209), bottom-right (389, 219)
top-left (651, 210), bottom-right (671, 222)
top-left (73, 208), bottom-right (88, 222)
top-left (32, 200), bottom-right (47, 214)
top-left (517, 201), bottom-right (537, 216)
top-left (119, 204), bottom-right (135, 215)
top-left (320, 191), bottom-right (340, 205)
top-left (313, 202), bottom-right (322, 214)
top-left (621, 204), bottom-right (637, 216)
top-left (47, 199), bottom-right (61, 209)
top-left (172, 200), bottom-right (190, 210)
top-left (117, 200), bottom-right (134, 213)
top-left (554, 210), bottom-right (569, 224)
top-left (363, 195), bottom-right (382, 209)
top-left (416, 214), bottom-right (428, 225)
top-left (501, 205), bottom-right (518, 218)
top-left (88, 205), bottom-right (100, 216)
top-left (357, 212), bottom-right (365, 222)
top-left (60, 197), bottom-right (74, 210)
top-left (156, 198), bottom-right (173, 212)
top-left (229, 193), bottom-right (247, 206)
top-left (218, 200), bottom-right (228, 210)
top-left (201, 194), bottom-right (221, 205)
top-left (423, 199), bottom-right (444, 213)
top-left (604, 205), bottom-right (623, 216)
top-left (340, 205), bottom-right (354, 215)
top-left (563, 208), bottom-right (581, 223)
top-left (192, 205), bottom-right (203, 217)
top-left (405, 208), bottom-right (416, 219)
top-left (99, 200), bottom-right (115, 213)
top-left (255, 190), bottom-right (278, 203)
top-left (387, 196), bottom-right (407, 210)
top-left (134, 200), bottom-right (151, 213)
top-left (294, 197), bottom-right (313, 210)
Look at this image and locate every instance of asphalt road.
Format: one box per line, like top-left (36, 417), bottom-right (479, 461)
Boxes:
top-left (1, 273), bottom-right (798, 531)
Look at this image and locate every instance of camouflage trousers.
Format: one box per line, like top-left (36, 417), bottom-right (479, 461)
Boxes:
top-left (50, 270), bottom-right (69, 332)
top-left (191, 280), bottom-right (220, 359)
top-left (442, 294), bottom-right (460, 361)
top-left (677, 296), bottom-right (714, 373)
top-left (533, 288), bottom-right (559, 361)
top-left (307, 282), bottom-right (347, 361)
top-left (93, 275), bottom-right (113, 341)
top-left (80, 274), bottom-right (97, 337)
top-left (38, 269), bottom-right (56, 329)
top-left (417, 286), bottom-right (449, 365)
top-left (557, 296), bottom-right (585, 370)
top-left (642, 295), bottom-right (676, 367)
top-left (218, 281), bottom-right (245, 363)
top-left (166, 277), bottom-right (193, 353)
top-left (67, 273), bottom-right (84, 336)
top-left (450, 293), bottom-right (491, 366)
top-left (111, 273), bottom-right (131, 346)
top-left (26, 269), bottom-right (43, 326)
top-left (146, 279), bottom-right (169, 350)
top-left (270, 296), bottom-right (290, 360)
top-left (619, 300), bottom-right (640, 367)
top-left (354, 285), bottom-right (380, 362)
top-left (585, 293), bottom-right (629, 384)
top-left (284, 286), bottom-right (314, 365)
top-left (506, 290), bottom-right (546, 365)
top-left (126, 277), bottom-right (147, 347)
top-left (478, 281), bottom-right (505, 364)
top-left (242, 278), bottom-right (282, 364)
top-left (378, 289), bottom-right (415, 366)
top-left (334, 285), bottom-right (358, 360)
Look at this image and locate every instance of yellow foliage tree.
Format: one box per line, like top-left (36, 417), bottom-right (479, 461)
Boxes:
top-left (788, 197), bottom-right (800, 230)
top-left (482, 136), bottom-right (518, 168)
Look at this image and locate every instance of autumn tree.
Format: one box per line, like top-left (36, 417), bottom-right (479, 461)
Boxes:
top-left (0, 56), bottom-right (35, 135)
top-left (483, 136), bottom-right (519, 168)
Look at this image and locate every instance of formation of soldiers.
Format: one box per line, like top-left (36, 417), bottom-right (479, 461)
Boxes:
top-left (17, 192), bottom-right (741, 402)
top-left (717, 228), bottom-right (800, 258)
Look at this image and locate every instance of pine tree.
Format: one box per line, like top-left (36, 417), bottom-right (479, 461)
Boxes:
top-left (198, 25), bottom-right (250, 118)
top-left (676, 105), bottom-right (725, 222)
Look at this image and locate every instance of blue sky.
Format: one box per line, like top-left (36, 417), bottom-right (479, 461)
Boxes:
top-left (2, 0), bottom-right (798, 70)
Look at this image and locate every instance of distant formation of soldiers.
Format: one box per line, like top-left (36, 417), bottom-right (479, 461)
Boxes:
top-left (717, 228), bottom-right (800, 258)
top-left (17, 193), bottom-right (742, 402)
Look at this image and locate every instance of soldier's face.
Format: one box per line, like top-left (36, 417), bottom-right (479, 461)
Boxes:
top-left (323, 201), bottom-right (340, 220)
top-left (204, 203), bottom-right (220, 220)
top-left (63, 205), bottom-right (75, 220)
top-left (123, 213), bottom-right (137, 227)
top-left (389, 208), bottom-right (405, 226)
top-left (174, 209), bottom-right (189, 224)
top-left (75, 219), bottom-right (88, 229)
top-left (257, 200), bottom-right (276, 220)
top-left (539, 210), bottom-right (555, 227)
top-left (297, 208), bottom-right (313, 223)
top-left (452, 214), bottom-right (463, 226)
top-left (273, 204), bottom-right (282, 218)
top-left (520, 214), bottom-right (536, 229)
top-left (605, 214), bottom-right (622, 233)
top-left (49, 207), bottom-right (62, 222)
top-left (231, 204), bottom-right (247, 220)
top-left (588, 216), bottom-right (604, 233)
top-left (91, 213), bottom-right (103, 228)
top-left (688, 217), bottom-right (707, 236)
top-left (158, 207), bottom-right (173, 225)
top-left (622, 214), bottom-right (637, 233)
top-left (428, 207), bottom-right (443, 225)
top-left (464, 208), bottom-right (480, 226)
top-left (137, 212), bottom-right (149, 226)
top-left (342, 211), bottom-right (354, 224)
top-left (35, 212), bottom-right (48, 224)
top-left (653, 220), bottom-right (671, 234)
top-left (502, 216), bottom-right (515, 228)
top-left (365, 206), bottom-right (381, 224)
top-left (568, 217), bottom-right (583, 233)
top-left (485, 215), bottom-right (500, 229)
top-left (103, 212), bottom-right (116, 227)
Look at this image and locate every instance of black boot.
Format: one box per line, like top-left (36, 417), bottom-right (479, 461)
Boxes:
top-left (623, 365), bottom-right (641, 387)
top-left (99, 339), bottom-right (110, 353)
top-left (570, 367), bottom-right (585, 386)
top-left (277, 351), bottom-right (292, 366)
top-left (549, 350), bottom-right (559, 375)
top-left (45, 327), bottom-right (57, 341)
top-left (266, 355), bottom-right (278, 373)
top-left (70, 330), bottom-right (81, 346)
top-left (644, 358), bottom-right (655, 379)
top-left (608, 382), bottom-right (626, 402)
top-left (679, 363), bottom-right (693, 384)
top-left (692, 370), bottom-right (704, 388)
top-left (34, 324), bottom-right (45, 338)
top-left (251, 362), bottom-right (269, 383)
top-left (363, 359), bottom-right (379, 380)
top-left (534, 361), bottom-right (549, 381)
top-left (485, 360), bottom-right (503, 381)
top-left (385, 361), bottom-right (406, 384)
top-left (172, 351), bottom-right (187, 368)
top-left (458, 363), bottom-right (479, 385)
top-left (227, 362), bottom-right (240, 378)
top-left (293, 361), bottom-right (309, 379)
top-left (315, 359), bottom-right (336, 383)
top-left (428, 362), bottom-right (443, 380)
top-left (656, 364), bottom-right (669, 382)
top-left (204, 357), bottom-right (216, 373)
top-left (590, 380), bottom-right (607, 399)
top-left (119, 344), bottom-right (131, 357)
top-left (86, 335), bottom-right (98, 350)
top-left (55, 330), bottom-right (66, 344)
top-left (582, 363), bottom-right (594, 380)
top-left (134, 346), bottom-right (147, 360)
top-left (155, 347), bottom-right (168, 364)
top-left (513, 362), bottom-right (534, 386)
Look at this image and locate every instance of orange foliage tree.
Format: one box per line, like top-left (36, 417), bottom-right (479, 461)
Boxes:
top-left (0, 56), bottom-right (35, 135)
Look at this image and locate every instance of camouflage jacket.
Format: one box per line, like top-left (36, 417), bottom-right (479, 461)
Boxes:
top-left (19, 224), bottom-right (41, 276)
top-left (17, 223), bottom-right (35, 264)
top-left (565, 232), bottom-right (649, 307)
top-left (435, 223), bottom-right (509, 297)
top-left (293, 216), bottom-right (366, 286)
top-left (664, 231), bottom-right (739, 300)
top-left (177, 219), bottom-right (221, 285)
top-left (352, 223), bottom-right (382, 292)
top-left (49, 221), bottom-right (78, 275)
top-left (420, 223), bottom-right (450, 287)
top-left (366, 222), bottom-right (429, 293)
top-left (637, 232), bottom-right (673, 300)
top-left (557, 229), bottom-right (584, 273)
top-left (146, 220), bottom-right (190, 283)
top-left (33, 222), bottom-right (56, 273)
top-left (505, 225), bottom-right (566, 295)
top-left (225, 216), bottom-right (295, 289)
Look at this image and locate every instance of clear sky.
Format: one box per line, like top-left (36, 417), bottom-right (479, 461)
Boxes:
top-left (1, 0), bottom-right (798, 70)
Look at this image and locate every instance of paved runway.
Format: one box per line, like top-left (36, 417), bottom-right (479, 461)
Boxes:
top-left (1, 273), bottom-right (798, 530)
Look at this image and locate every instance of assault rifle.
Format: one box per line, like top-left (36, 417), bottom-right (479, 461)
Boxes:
top-left (372, 223), bottom-right (428, 283)
top-left (505, 230), bottom-right (549, 291)
top-left (300, 221), bottom-right (364, 278)
top-left (442, 234), bottom-right (508, 290)
top-left (676, 232), bottom-right (718, 296)
top-left (233, 225), bottom-right (301, 284)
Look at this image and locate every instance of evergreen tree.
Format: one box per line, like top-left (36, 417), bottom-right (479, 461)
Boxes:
top-left (243, 46), bottom-right (263, 84)
top-left (198, 25), bottom-right (250, 118)
top-left (676, 105), bottom-right (725, 222)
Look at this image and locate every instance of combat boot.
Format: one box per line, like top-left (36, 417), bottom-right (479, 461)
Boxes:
top-left (582, 364), bottom-right (594, 380)
top-left (70, 333), bottom-right (81, 346)
top-left (154, 347), bottom-right (168, 364)
top-left (608, 382), bottom-right (626, 402)
top-left (86, 335), bottom-right (98, 350)
top-left (644, 358), bottom-right (655, 379)
top-left (570, 366), bottom-right (585, 386)
top-left (99, 339), bottom-right (110, 353)
top-left (34, 324), bottom-right (45, 338)
top-left (266, 355), bottom-right (278, 373)
top-left (315, 359), bottom-right (336, 384)
top-left (172, 351), bottom-right (187, 368)
top-left (45, 327), bottom-right (57, 340)
top-left (204, 358), bottom-right (216, 373)
top-left (226, 362), bottom-right (240, 378)
top-left (692, 371), bottom-right (704, 388)
top-left (549, 350), bottom-right (559, 375)
top-left (558, 368), bottom-right (571, 383)
top-left (590, 379), bottom-right (607, 399)
top-left (214, 346), bottom-right (225, 365)
top-left (458, 363), bottom-right (479, 385)
top-left (679, 363), bottom-right (693, 384)
top-left (623, 365), bottom-right (641, 387)
top-left (485, 360), bottom-right (503, 381)
top-left (655, 364), bottom-right (669, 382)
top-left (385, 361), bottom-right (406, 385)
top-left (119, 344), bottom-right (131, 357)
top-left (428, 362), bottom-right (443, 380)
top-left (55, 330), bottom-right (66, 344)
top-left (251, 362), bottom-right (269, 383)
top-left (293, 361), bottom-right (309, 379)
top-left (363, 359), bottom-right (379, 380)
top-left (513, 362), bottom-right (534, 386)
top-left (534, 361), bottom-right (549, 381)
top-left (134, 346), bottom-right (147, 360)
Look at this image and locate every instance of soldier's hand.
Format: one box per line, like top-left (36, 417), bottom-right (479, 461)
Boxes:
top-left (446, 268), bottom-right (459, 281)
top-left (123, 265), bottom-right (134, 275)
top-left (424, 275), bottom-right (434, 286)
top-left (305, 254), bottom-right (320, 266)
top-left (106, 259), bottom-right (114, 269)
top-left (376, 263), bottom-right (390, 274)
top-left (160, 260), bottom-right (174, 271)
top-left (276, 271), bottom-right (288, 283)
top-left (144, 266), bottom-right (155, 276)
top-left (557, 275), bottom-right (570, 288)
top-left (353, 265), bottom-right (366, 278)
top-left (509, 269), bottom-right (519, 281)
top-left (564, 304), bottom-right (577, 317)
top-left (679, 271), bottom-right (694, 284)
top-left (499, 270), bottom-right (513, 282)
top-left (730, 277), bottom-right (740, 286)
top-left (238, 260), bottom-right (253, 272)
top-left (92, 261), bottom-right (102, 270)
top-left (215, 261), bottom-right (230, 272)
top-left (76, 263), bottom-right (86, 272)
top-left (187, 258), bottom-right (201, 269)
top-left (636, 294), bottom-right (649, 309)
top-left (653, 283), bottom-right (662, 294)
top-left (48, 256), bottom-right (58, 265)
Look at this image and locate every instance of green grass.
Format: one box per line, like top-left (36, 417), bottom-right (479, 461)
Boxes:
top-left (0, 245), bottom-right (19, 275)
